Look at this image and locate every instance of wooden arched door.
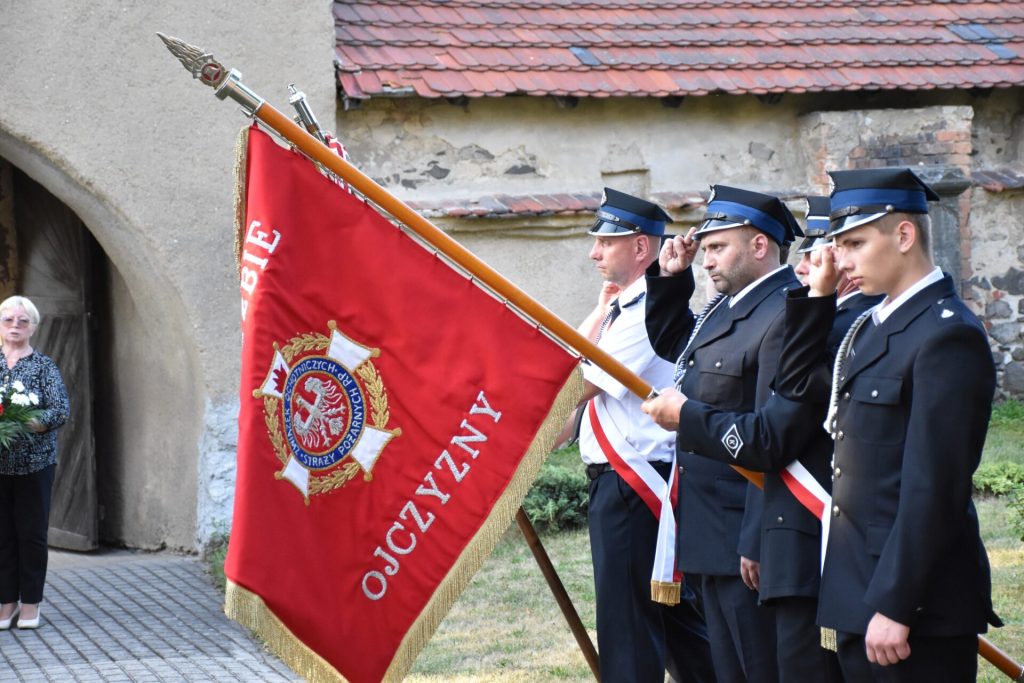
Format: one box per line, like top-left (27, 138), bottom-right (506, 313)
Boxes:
top-left (13, 168), bottom-right (98, 551)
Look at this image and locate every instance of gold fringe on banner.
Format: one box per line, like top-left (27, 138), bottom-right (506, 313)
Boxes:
top-left (651, 580), bottom-right (681, 606)
top-left (232, 124), bottom-right (250, 274)
top-left (382, 368), bottom-right (584, 682)
top-left (225, 580), bottom-right (345, 682)
top-left (821, 626), bottom-right (838, 652)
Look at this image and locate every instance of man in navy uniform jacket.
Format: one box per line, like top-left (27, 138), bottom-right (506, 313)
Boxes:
top-left (641, 185), bottom-right (803, 683)
top-left (784, 168), bottom-right (999, 681)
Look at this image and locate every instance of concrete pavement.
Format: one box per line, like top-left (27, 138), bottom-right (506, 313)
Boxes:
top-left (0, 548), bottom-right (299, 682)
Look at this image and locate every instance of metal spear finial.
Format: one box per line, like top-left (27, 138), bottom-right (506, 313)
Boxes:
top-left (157, 33), bottom-right (264, 114)
top-left (157, 33), bottom-right (228, 89)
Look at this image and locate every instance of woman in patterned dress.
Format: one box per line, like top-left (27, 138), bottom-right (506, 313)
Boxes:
top-left (0, 295), bottom-right (69, 630)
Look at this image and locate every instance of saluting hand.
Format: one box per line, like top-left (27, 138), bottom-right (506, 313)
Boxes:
top-left (597, 281), bottom-right (621, 313)
top-left (659, 228), bottom-right (699, 275)
top-left (864, 612), bottom-right (911, 666)
top-left (808, 245), bottom-right (842, 297)
top-left (641, 388), bottom-right (687, 431)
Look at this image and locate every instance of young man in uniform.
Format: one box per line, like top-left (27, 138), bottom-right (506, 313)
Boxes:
top-left (788, 168), bottom-right (999, 680)
top-left (570, 189), bottom-right (713, 683)
top-left (641, 185), bottom-right (803, 683)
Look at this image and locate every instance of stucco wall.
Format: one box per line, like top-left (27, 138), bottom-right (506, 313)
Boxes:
top-left (0, 2), bottom-right (334, 549)
top-left (336, 96), bottom-right (813, 324)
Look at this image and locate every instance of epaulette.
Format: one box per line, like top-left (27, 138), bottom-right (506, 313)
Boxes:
top-left (930, 297), bottom-right (964, 324)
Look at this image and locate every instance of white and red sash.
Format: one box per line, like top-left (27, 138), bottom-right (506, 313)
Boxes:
top-left (587, 399), bottom-right (683, 605)
top-left (780, 458), bottom-right (832, 572)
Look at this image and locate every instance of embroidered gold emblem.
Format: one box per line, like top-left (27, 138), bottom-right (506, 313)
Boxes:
top-left (253, 321), bottom-right (400, 502)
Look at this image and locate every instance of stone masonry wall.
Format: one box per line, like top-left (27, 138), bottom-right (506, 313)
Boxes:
top-left (967, 188), bottom-right (1024, 398)
top-left (800, 105), bottom-right (1024, 399)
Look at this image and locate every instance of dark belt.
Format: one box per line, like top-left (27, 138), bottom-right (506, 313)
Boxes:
top-left (585, 461), bottom-right (673, 481)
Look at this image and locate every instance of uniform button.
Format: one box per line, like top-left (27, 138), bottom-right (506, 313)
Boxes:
top-left (837, 431), bottom-right (845, 440)
top-left (835, 467), bottom-right (841, 478)
top-left (937, 299), bottom-right (944, 305)
top-left (832, 505), bottom-right (840, 517)
top-left (715, 360), bottom-right (722, 368)
top-left (843, 392), bottom-right (851, 401)
top-left (871, 389), bottom-right (879, 398)
top-left (839, 374), bottom-right (846, 382)
top-left (679, 466), bottom-right (685, 475)
top-left (776, 516), bottom-right (784, 524)
top-left (688, 360), bottom-right (694, 367)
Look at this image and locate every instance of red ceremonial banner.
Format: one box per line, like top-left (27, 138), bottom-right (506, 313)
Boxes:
top-left (224, 126), bottom-right (582, 682)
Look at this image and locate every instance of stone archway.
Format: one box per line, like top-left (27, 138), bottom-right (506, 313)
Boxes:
top-left (0, 132), bottom-right (206, 551)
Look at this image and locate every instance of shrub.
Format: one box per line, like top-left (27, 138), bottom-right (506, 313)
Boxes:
top-left (973, 461), bottom-right (1024, 496)
top-left (203, 527), bottom-right (230, 592)
top-left (524, 450), bottom-right (589, 533)
top-left (990, 399), bottom-right (1024, 428)
top-left (1008, 486), bottom-right (1024, 543)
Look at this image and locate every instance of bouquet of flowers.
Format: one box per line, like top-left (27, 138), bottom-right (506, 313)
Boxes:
top-left (0, 380), bottom-right (42, 449)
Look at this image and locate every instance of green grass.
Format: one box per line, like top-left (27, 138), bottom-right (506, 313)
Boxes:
top-left (982, 400), bottom-right (1024, 465)
top-left (977, 400), bottom-right (1024, 681)
top-left (407, 527), bottom-right (597, 683)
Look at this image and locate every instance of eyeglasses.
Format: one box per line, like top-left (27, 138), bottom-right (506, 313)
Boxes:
top-left (0, 317), bottom-right (32, 328)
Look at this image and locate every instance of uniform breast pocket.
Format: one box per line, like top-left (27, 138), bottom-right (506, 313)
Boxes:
top-left (696, 353), bottom-right (745, 409)
top-left (848, 375), bottom-right (904, 445)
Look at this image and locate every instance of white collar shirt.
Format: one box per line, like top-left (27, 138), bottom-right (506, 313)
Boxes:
top-left (873, 267), bottom-right (943, 325)
top-left (579, 277), bottom-right (675, 465)
top-left (729, 265), bottom-right (789, 308)
top-left (837, 290), bottom-right (863, 308)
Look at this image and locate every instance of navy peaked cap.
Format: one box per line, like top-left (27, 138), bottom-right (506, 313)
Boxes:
top-left (695, 185), bottom-right (803, 245)
top-left (797, 196), bottom-right (832, 254)
top-left (828, 168), bottom-right (940, 237)
top-left (589, 188), bottom-right (672, 237)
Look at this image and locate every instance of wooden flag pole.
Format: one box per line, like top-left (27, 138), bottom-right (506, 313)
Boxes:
top-left (515, 509), bottom-right (601, 681)
top-left (979, 637), bottom-right (1024, 682)
top-left (158, 34), bottom-right (1021, 680)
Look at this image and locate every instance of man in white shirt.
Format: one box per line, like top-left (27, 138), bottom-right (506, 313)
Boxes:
top-left (569, 188), bottom-right (713, 683)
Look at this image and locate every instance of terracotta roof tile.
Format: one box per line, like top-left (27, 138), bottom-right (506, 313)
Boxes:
top-left (405, 190), bottom-right (709, 219)
top-left (334, 1), bottom-right (1024, 99)
top-left (973, 167), bottom-right (1024, 191)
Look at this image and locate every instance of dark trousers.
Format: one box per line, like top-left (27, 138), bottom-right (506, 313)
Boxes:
top-left (836, 630), bottom-right (977, 682)
top-left (0, 465), bottom-right (55, 604)
top-left (699, 573), bottom-right (779, 683)
top-left (773, 597), bottom-right (842, 683)
top-left (588, 463), bottom-right (715, 683)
